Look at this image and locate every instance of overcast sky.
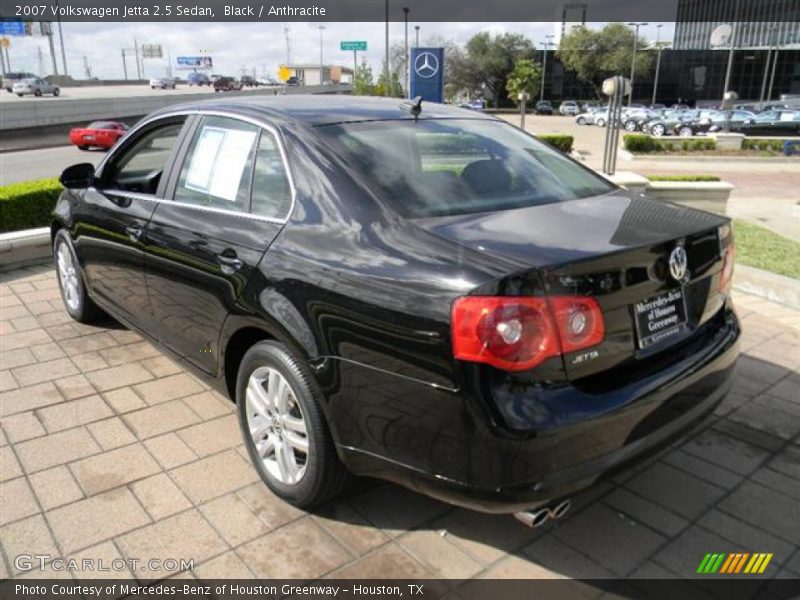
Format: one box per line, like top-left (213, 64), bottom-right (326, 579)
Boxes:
top-left (7, 21), bottom-right (675, 80)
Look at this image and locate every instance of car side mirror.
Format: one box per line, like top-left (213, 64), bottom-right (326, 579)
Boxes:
top-left (60, 163), bottom-right (96, 189)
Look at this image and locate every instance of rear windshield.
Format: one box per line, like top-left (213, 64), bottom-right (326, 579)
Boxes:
top-left (88, 121), bottom-right (117, 129)
top-left (317, 118), bottom-right (615, 218)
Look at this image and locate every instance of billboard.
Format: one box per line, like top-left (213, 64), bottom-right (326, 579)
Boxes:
top-left (176, 56), bottom-right (213, 70)
top-left (409, 47), bottom-right (444, 103)
top-left (141, 44), bottom-right (163, 58)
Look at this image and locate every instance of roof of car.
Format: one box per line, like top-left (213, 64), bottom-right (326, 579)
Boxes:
top-left (150, 95), bottom-right (498, 127)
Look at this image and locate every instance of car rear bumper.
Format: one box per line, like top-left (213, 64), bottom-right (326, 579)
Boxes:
top-left (335, 307), bottom-right (739, 513)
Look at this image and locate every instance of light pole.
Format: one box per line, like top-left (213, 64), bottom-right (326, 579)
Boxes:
top-left (415, 25), bottom-right (420, 48)
top-left (651, 41), bottom-right (669, 106)
top-left (55, 0), bottom-right (68, 75)
top-left (318, 25), bottom-right (325, 85)
top-left (384, 0), bottom-right (390, 97)
top-left (627, 22), bottom-right (648, 106)
top-left (403, 7), bottom-right (409, 98)
top-left (539, 35), bottom-right (554, 102)
top-left (721, 0), bottom-right (740, 104)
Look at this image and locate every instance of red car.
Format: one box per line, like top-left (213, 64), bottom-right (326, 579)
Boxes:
top-left (69, 121), bottom-right (129, 150)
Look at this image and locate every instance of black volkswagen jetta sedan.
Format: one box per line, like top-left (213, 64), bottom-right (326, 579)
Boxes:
top-left (52, 96), bottom-right (739, 520)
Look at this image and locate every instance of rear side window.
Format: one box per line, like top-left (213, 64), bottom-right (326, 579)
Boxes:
top-left (173, 116), bottom-right (259, 213)
top-left (318, 119), bottom-right (615, 218)
top-left (250, 133), bottom-right (292, 219)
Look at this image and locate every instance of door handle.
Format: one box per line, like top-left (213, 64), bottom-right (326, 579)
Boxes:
top-left (125, 225), bottom-right (144, 241)
top-left (217, 251), bottom-right (243, 274)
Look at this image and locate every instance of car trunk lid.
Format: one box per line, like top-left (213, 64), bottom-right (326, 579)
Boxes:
top-left (414, 193), bottom-right (730, 380)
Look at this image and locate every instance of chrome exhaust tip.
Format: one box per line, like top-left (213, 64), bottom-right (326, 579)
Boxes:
top-left (514, 508), bottom-right (550, 528)
top-left (513, 499), bottom-right (571, 528)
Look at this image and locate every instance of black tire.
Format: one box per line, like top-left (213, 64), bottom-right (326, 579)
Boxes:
top-left (34, 89), bottom-right (42, 97)
top-left (53, 230), bottom-right (103, 323)
top-left (53, 88), bottom-right (60, 97)
top-left (576, 117), bottom-right (586, 125)
top-left (78, 145), bottom-right (90, 151)
top-left (236, 340), bottom-right (349, 508)
top-left (679, 126), bottom-right (694, 137)
top-left (624, 120), bottom-right (638, 132)
top-left (651, 123), bottom-right (666, 137)
top-left (16, 93), bottom-right (23, 97)
top-left (596, 118), bottom-right (606, 128)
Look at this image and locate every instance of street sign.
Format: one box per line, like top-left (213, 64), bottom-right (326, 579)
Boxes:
top-left (0, 37), bottom-right (9, 48)
top-left (0, 21), bottom-right (25, 36)
top-left (278, 65), bottom-right (291, 82)
top-left (176, 56), bottom-right (213, 70)
top-left (340, 41), bottom-right (367, 51)
top-left (141, 44), bottom-right (163, 59)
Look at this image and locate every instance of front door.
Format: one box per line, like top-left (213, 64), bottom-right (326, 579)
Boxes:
top-left (74, 117), bottom-right (188, 327)
top-left (144, 115), bottom-right (294, 373)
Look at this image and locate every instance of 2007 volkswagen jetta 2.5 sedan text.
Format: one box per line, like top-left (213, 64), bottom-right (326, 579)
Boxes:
top-left (51, 96), bottom-right (739, 525)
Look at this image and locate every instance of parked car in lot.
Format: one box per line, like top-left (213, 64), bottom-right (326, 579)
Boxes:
top-left (3, 71), bottom-right (39, 92)
top-left (188, 72), bottom-right (211, 86)
top-left (534, 100), bottom-right (553, 115)
top-left (458, 98), bottom-right (485, 111)
top-left (213, 77), bottom-right (243, 92)
top-left (53, 97), bottom-right (739, 517)
top-left (739, 110), bottom-right (800, 137)
top-left (647, 109), bottom-right (716, 136)
top-left (240, 75), bottom-right (259, 87)
top-left (575, 107), bottom-right (608, 126)
top-left (257, 77), bottom-right (279, 86)
top-left (674, 110), bottom-right (757, 136)
top-left (68, 120), bottom-right (129, 150)
top-left (150, 78), bottom-right (176, 90)
top-left (285, 76), bottom-right (302, 86)
top-left (12, 77), bottom-right (60, 97)
top-left (559, 100), bottom-right (580, 116)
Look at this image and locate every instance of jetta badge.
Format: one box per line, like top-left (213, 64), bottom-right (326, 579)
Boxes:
top-left (414, 52), bottom-right (440, 79)
top-left (669, 245), bottom-right (688, 282)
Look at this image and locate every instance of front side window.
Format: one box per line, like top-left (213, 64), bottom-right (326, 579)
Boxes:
top-left (318, 119), bottom-right (615, 218)
top-left (173, 116), bottom-right (259, 213)
top-left (105, 119), bottom-right (185, 194)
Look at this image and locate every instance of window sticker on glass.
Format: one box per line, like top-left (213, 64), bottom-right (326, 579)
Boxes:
top-left (185, 126), bottom-right (257, 201)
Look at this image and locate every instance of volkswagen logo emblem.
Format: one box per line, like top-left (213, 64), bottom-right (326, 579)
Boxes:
top-left (669, 245), bottom-right (688, 282)
top-left (414, 52), bottom-right (440, 79)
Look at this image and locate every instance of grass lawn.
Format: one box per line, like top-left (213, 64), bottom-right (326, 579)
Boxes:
top-left (734, 219), bottom-right (800, 280)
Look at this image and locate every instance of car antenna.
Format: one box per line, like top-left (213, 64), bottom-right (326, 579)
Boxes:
top-left (401, 96), bottom-right (423, 120)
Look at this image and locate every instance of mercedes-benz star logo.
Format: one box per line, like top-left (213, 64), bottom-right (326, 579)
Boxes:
top-left (669, 245), bottom-right (688, 282)
top-left (414, 52), bottom-right (440, 79)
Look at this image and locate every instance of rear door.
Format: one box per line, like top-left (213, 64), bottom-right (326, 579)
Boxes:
top-left (74, 116), bottom-right (188, 328)
top-left (144, 115), bottom-right (294, 373)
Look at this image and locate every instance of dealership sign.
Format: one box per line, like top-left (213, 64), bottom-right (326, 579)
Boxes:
top-left (409, 47), bottom-right (444, 103)
top-left (176, 55), bottom-right (213, 70)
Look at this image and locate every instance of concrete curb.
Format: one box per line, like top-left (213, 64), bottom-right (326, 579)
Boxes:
top-left (619, 148), bottom-right (800, 163)
top-left (733, 265), bottom-right (800, 310)
top-left (0, 228), bottom-right (51, 272)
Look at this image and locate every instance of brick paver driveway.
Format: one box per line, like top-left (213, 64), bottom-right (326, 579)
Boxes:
top-left (1, 264), bottom-right (798, 589)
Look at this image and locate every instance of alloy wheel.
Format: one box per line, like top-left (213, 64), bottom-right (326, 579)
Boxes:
top-left (56, 241), bottom-right (80, 311)
top-left (245, 366), bottom-right (309, 485)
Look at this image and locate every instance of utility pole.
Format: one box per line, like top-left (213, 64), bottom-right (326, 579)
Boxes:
top-left (121, 49), bottom-right (128, 79)
top-left (37, 46), bottom-right (45, 76)
top-left (56, 2), bottom-right (68, 75)
top-left (384, 0), bottom-right (389, 97)
top-left (83, 55), bottom-right (91, 78)
top-left (415, 25), bottom-right (420, 47)
top-left (318, 25), bottom-right (325, 85)
top-left (134, 38), bottom-right (141, 80)
top-left (539, 35), bottom-right (553, 102)
top-left (403, 7), bottom-right (409, 98)
top-left (46, 25), bottom-right (59, 75)
top-left (284, 25), bottom-right (292, 65)
top-left (627, 22), bottom-right (648, 106)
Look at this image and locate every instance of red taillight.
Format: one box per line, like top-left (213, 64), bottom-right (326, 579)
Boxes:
top-left (547, 296), bottom-right (605, 353)
top-left (451, 295), bottom-right (604, 372)
top-left (720, 243), bottom-right (735, 293)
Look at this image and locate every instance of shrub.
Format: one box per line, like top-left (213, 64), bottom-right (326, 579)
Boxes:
top-left (647, 175), bottom-right (721, 182)
top-left (623, 134), bottom-right (657, 153)
top-left (0, 179), bottom-right (63, 233)
top-left (743, 138), bottom-right (784, 153)
top-left (538, 134), bottom-right (574, 153)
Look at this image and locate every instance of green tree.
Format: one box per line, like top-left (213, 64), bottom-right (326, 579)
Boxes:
top-left (556, 23), bottom-right (654, 98)
top-left (374, 59), bottom-right (403, 97)
top-left (451, 32), bottom-right (535, 107)
top-left (505, 59), bottom-right (541, 105)
top-left (353, 59), bottom-right (374, 96)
